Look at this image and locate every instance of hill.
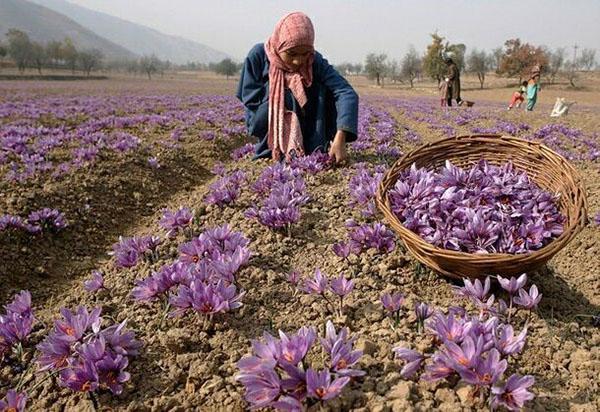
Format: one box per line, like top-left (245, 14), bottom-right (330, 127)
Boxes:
top-left (0, 0), bottom-right (135, 60)
top-left (31, 0), bottom-right (231, 64)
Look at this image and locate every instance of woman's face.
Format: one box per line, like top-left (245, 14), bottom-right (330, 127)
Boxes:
top-left (281, 45), bottom-right (313, 71)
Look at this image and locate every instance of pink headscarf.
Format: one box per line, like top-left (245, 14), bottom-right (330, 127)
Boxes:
top-left (264, 12), bottom-right (315, 161)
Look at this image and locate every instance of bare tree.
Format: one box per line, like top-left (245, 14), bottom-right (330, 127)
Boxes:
top-left (491, 47), bottom-right (503, 72)
top-left (467, 49), bottom-right (492, 89)
top-left (6, 29), bottom-right (33, 73)
top-left (30, 42), bottom-right (47, 74)
top-left (140, 54), bottom-right (160, 79)
top-left (62, 38), bottom-right (78, 74)
top-left (400, 46), bottom-right (421, 88)
top-left (212, 58), bottom-right (238, 79)
top-left (365, 53), bottom-right (388, 86)
top-left (78, 49), bottom-right (103, 76)
top-left (547, 47), bottom-right (566, 84)
top-left (578, 48), bottom-right (596, 71)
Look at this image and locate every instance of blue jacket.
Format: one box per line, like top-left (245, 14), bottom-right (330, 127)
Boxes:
top-left (236, 43), bottom-right (359, 159)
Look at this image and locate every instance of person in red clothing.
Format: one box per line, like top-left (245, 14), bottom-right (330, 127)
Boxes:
top-left (508, 81), bottom-right (528, 110)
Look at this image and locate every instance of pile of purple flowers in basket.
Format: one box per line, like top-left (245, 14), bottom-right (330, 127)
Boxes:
top-left (388, 160), bottom-right (565, 254)
top-left (236, 321), bottom-right (364, 410)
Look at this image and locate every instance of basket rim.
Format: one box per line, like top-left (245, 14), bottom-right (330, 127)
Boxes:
top-left (375, 133), bottom-right (588, 263)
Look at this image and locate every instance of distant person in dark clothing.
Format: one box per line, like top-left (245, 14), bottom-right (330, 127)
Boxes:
top-left (443, 53), bottom-right (462, 107)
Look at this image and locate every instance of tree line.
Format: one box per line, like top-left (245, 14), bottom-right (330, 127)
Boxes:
top-left (0, 28), bottom-right (243, 79)
top-left (1, 29), bottom-right (596, 85)
top-left (338, 33), bottom-right (597, 88)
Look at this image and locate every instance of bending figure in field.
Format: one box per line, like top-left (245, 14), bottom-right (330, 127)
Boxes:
top-left (236, 12), bottom-right (358, 164)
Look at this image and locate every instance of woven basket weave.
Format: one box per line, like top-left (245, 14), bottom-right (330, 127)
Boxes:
top-left (375, 134), bottom-right (588, 279)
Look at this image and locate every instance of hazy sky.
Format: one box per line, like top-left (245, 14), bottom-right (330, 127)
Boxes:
top-left (67, 0), bottom-right (599, 63)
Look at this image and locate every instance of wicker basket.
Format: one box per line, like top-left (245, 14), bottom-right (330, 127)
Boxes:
top-left (375, 134), bottom-right (588, 279)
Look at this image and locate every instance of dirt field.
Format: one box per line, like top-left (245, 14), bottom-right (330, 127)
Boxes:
top-left (0, 72), bottom-right (598, 411)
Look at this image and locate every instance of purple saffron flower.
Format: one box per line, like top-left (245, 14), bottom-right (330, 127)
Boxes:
top-left (286, 270), bottom-right (301, 287)
top-left (4, 291), bottom-right (32, 318)
top-left (301, 269), bottom-right (329, 295)
top-left (100, 321), bottom-right (142, 357)
top-left (306, 368), bottom-right (350, 401)
top-left (494, 325), bottom-right (528, 356)
top-left (443, 335), bottom-right (485, 370)
top-left (491, 374), bottom-right (535, 411)
top-left (498, 274), bottom-right (528, 295)
top-left (27, 208), bottom-right (67, 231)
top-left (79, 336), bottom-right (106, 362)
top-left (147, 157), bottom-right (160, 169)
top-left (36, 333), bottom-right (72, 371)
top-left (332, 242), bottom-right (352, 259)
top-left (278, 327), bottom-right (316, 365)
top-left (381, 292), bottom-right (404, 314)
top-left (271, 395), bottom-right (304, 411)
top-left (513, 285), bottom-right (542, 309)
top-left (322, 321), bottom-right (364, 377)
top-left (237, 368), bottom-right (281, 409)
top-left (415, 302), bottom-right (434, 323)
top-left (458, 348), bottom-right (507, 387)
top-left (329, 275), bottom-right (354, 298)
top-left (426, 313), bottom-right (466, 343)
top-left (54, 306), bottom-right (102, 342)
top-left (422, 352), bottom-right (454, 382)
top-left (237, 332), bottom-right (281, 374)
top-left (96, 354), bottom-right (131, 395)
top-left (0, 389), bottom-right (27, 412)
top-left (454, 277), bottom-right (491, 302)
top-left (84, 271), bottom-right (105, 293)
top-left (393, 347), bottom-right (424, 378)
top-left (59, 361), bottom-right (99, 392)
top-left (169, 280), bottom-right (244, 317)
top-left (159, 207), bottom-right (193, 238)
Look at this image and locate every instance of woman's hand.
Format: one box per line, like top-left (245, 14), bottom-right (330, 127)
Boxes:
top-left (329, 130), bottom-right (348, 165)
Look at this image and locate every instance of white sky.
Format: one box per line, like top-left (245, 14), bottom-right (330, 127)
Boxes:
top-left (67, 0), bottom-right (600, 63)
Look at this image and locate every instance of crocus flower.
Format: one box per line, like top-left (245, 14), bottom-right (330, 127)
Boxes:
top-left (443, 335), bottom-right (485, 370)
top-left (237, 368), bottom-right (281, 409)
top-left (381, 292), bottom-right (404, 314)
top-left (96, 354), bottom-right (131, 395)
top-left (458, 348), bottom-right (507, 387)
top-left (329, 275), bottom-right (354, 298)
top-left (159, 207), bottom-right (193, 238)
top-left (393, 347), bottom-right (424, 378)
top-left (454, 277), bottom-right (490, 302)
top-left (59, 361), bottom-right (99, 392)
top-left (422, 352), bottom-right (454, 382)
top-left (0, 389), bottom-right (27, 412)
top-left (286, 270), bottom-right (301, 287)
top-left (306, 368), bottom-right (350, 401)
top-left (494, 325), bottom-right (528, 356)
top-left (513, 285), bottom-right (542, 309)
top-left (332, 242), bottom-right (352, 259)
top-left (84, 270), bottom-right (105, 293)
top-left (415, 302), bottom-right (434, 323)
top-left (278, 327), bottom-right (316, 365)
top-left (301, 269), bottom-right (329, 295)
top-left (491, 374), bottom-right (536, 411)
top-left (498, 273), bottom-right (528, 295)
